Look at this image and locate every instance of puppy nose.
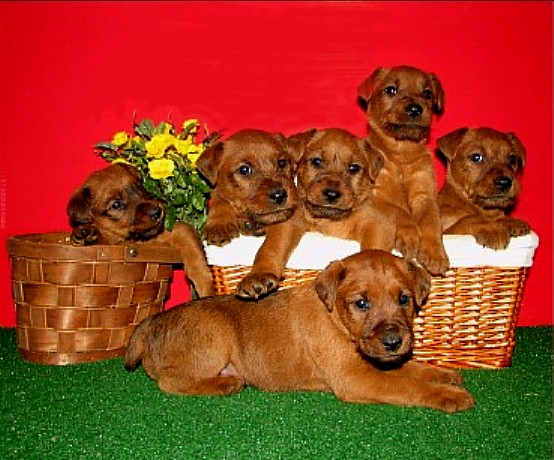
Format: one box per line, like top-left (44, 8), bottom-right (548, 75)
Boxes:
top-left (323, 188), bottom-right (341, 203)
top-left (494, 176), bottom-right (513, 193)
top-left (405, 103), bottom-right (423, 118)
top-left (382, 333), bottom-right (403, 352)
top-left (149, 206), bottom-right (163, 221)
top-left (269, 188), bottom-right (287, 205)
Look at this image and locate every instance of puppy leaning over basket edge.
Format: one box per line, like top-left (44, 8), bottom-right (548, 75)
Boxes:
top-left (124, 250), bottom-right (474, 413)
top-left (67, 163), bottom-right (214, 298)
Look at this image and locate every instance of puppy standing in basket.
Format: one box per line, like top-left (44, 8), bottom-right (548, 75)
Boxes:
top-left (236, 128), bottom-right (420, 299)
top-left (357, 65), bottom-right (449, 275)
top-left (437, 127), bottom-right (530, 249)
top-left (196, 129), bottom-right (303, 246)
top-left (124, 250), bottom-right (474, 413)
top-left (67, 163), bottom-right (214, 297)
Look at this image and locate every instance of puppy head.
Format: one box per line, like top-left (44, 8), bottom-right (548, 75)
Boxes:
top-left (358, 65), bottom-right (445, 142)
top-left (316, 250), bottom-right (430, 365)
top-left (295, 128), bottom-right (384, 219)
top-left (67, 163), bottom-right (165, 244)
top-left (196, 129), bottom-right (301, 226)
top-left (438, 127), bottom-right (526, 210)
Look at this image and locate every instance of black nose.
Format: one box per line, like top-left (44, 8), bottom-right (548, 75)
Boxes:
top-left (269, 188), bottom-right (287, 205)
top-left (323, 188), bottom-right (341, 203)
top-left (494, 176), bottom-right (513, 193)
top-left (406, 103), bottom-right (423, 118)
top-left (382, 333), bottom-right (403, 352)
top-left (149, 206), bottom-right (163, 221)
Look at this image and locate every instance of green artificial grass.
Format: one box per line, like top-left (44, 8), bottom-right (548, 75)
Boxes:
top-left (0, 327), bottom-right (551, 459)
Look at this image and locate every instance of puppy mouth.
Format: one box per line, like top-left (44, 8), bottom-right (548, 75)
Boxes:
top-left (383, 122), bottom-right (430, 141)
top-left (305, 201), bottom-right (352, 219)
top-left (475, 194), bottom-right (516, 209)
top-left (248, 207), bottom-right (296, 225)
top-left (128, 219), bottom-right (165, 241)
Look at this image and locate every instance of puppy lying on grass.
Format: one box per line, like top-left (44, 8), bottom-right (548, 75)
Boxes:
top-left (124, 250), bottom-right (474, 413)
top-left (437, 127), bottom-right (530, 249)
top-left (67, 163), bottom-right (214, 297)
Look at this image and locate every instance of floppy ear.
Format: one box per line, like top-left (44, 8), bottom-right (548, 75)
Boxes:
top-left (437, 127), bottom-right (469, 161)
top-left (429, 73), bottom-right (445, 116)
top-left (506, 132), bottom-right (527, 171)
top-left (196, 142), bottom-right (224, 185)
top-left (67, 186), bottom-right (99, 245)
top-left (359, 139), bottom-right (384, 182)
top-left (286, 129), bottom-right (317, 163)
top-left (357, 67), bottom-right (389, 103)
top-left (315, 259), bottom-right (346, 312)
top-left (407, 261), bottom-right (432, 307)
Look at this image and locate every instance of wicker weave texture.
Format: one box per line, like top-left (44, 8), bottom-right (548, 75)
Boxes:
top-left (209, 264), bottom-right (528, 369)
top-left (8, 233), bottom-right (176, 365)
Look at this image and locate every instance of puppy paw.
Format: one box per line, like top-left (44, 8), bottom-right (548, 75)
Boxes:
top-left (237, 273), bottom-right (280, 299)
top-left (203, 222), bottom-right (240, 246)
top-left (71, 225), bottom-right (99, 245)
top-left (502, 218), bottom-right (531, 238)
top-left (474, 228), bottom-right (511, 250)
top-left (418, 240), bottom-right (449, 275)
top-left (395, 222), bottom-right (421, 260)
top-left (429, 385), bottom-right (475, 413)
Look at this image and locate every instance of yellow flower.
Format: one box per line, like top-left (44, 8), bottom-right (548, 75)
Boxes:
top-left (174, 138), bottom-right (193, 155)
top-left (188, 152), bottom-right (202, 166)
top-left (148, 158), bottom-right (175, 179)
top-left (145, 133), bottom-right (175, 158)
top-left (112, 131), bottom-right (129, 147)
top-left (112, 158), bottom-right (131, 165)
top-left (183, 119), bottom-right (199, 133)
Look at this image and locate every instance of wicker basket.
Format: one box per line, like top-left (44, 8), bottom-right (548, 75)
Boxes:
top-left (8, 232), bottom-right (182, 365)
top-left (206, 232), bottom-right (539, 369)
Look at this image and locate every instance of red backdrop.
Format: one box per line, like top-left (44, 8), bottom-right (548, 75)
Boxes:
top-left (1, 1), bottom-right (551, 326)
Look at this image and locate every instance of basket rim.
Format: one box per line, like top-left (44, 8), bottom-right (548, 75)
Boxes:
top-left (7, 232), bottom-right (183, 264)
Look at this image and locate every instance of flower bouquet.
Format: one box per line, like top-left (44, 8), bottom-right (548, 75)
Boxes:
top-left (95, 118), bottom-right (220, 234)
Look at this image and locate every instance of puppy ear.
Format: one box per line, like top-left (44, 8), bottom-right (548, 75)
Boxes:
top-left (437, 128), bottom-right (469, 161)
top-left (67, 186), bottom-right (99, 245)
top-left (315, 260), bottom-right (346, 312)
top-left (506, 132), bottom-right (527, 171)
top-left (196, 142), bottom-right (224, 185)
top-left (429, 73), bottom-right (445, 116)
top-left (357, 67), bottom-right (389, 103)
top-left (359, 139), bottom-right (384, 182)
top-left (407, 261), bottom-right (432, 307)
top-left (286, 129), bottom-right (317, 163)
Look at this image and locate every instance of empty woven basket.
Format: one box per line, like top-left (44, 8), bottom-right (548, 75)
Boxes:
top-left (206, 231), bottom-right (539, 369)
top-left (8, 232), bottom-right (182, 365)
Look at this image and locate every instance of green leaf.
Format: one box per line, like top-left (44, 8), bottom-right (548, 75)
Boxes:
top-left (135, 119), bottom-right (154, 138)
top-left (95, 142), bottom-right (119, 151)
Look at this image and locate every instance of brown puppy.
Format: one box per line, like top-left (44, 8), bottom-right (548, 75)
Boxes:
top-left (236, 128), bottom-right (420, 299)
top-left (357, 65), bottom-right (449, 275)
top-left (196, 129), bottom-right (302, 246)
top-left (124, 250), bottom-right (474, 413)
top-left (67, 163), bottom-right (214, 297)
top-left (437, 127), bottom-right (530, 249)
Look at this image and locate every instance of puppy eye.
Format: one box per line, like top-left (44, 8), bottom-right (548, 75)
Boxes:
top-left (311, 157), bottom-right (323, 168)
top-left (508, 153), bottom-right (518, 167)
top-left (384, 85), bottom-right (397, 96)
top-left (354, 298), bottom-right (370, 311)
top-left (238, 165), bottom-right (253, 176)
top-left (277, 158), bottom-right (288, 169)
top-left (111, 200), bottom-right (125, 210)
top-left (398, 293), bottom-right (410, 306)
top-left (348, 163), bottom-right (361, 174)
top-left (422, 89), bottom-right (433, 100)
top-left (470, 152), bottom-right (484, 163)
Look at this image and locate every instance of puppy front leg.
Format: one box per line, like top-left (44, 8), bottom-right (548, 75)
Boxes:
top-left (405, 169), bottom-right (449, 274)
top-left (203, 195), bottom-right (241, 246)
top-left (169, 223), bottom-right (215, 298)
top-left (237, 214), bottom-right (305, 299)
